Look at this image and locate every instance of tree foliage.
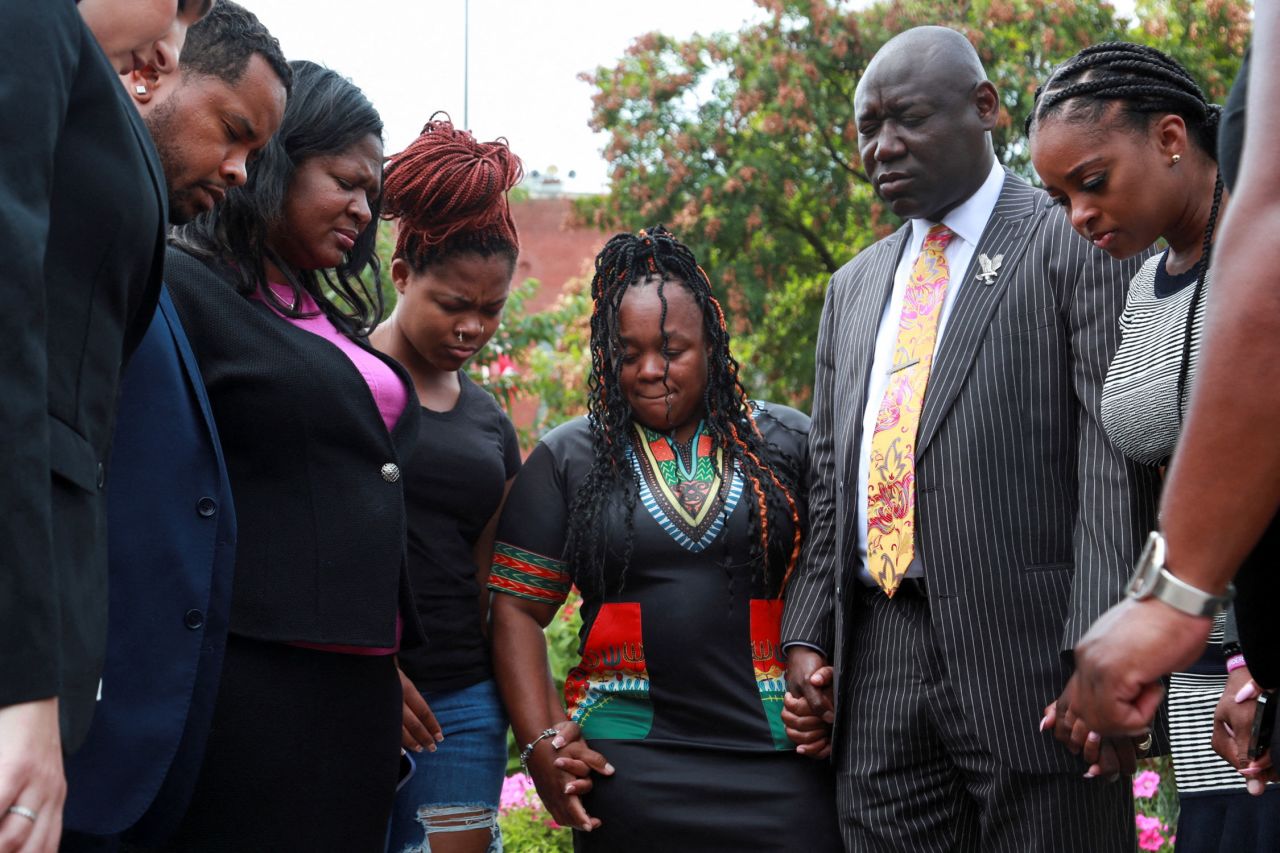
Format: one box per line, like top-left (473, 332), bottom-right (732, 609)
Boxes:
top-left (576, 0), bottom-right (1251, 408)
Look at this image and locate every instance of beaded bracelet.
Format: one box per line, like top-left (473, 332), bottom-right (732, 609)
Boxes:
top-left (1227, 653), bottom-right (1248, 674)
top-left (520, 728), bottom-right (560, 774)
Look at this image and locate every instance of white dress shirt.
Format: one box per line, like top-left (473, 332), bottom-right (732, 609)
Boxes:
top-left (854, 160), bottom-right (1006, 585)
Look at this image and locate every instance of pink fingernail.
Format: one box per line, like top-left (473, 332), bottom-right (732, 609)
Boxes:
top-left (603, 763), bottom-right (615, 774)
top-left (1039, 716), bottom-right (1050, 732)
top-left (552, 737), bottom-right (565, 749)
top-left (1087, 731), bottom-right (1101, 744)
top-left (564, 784), bottom-right (574, 794)
top-left (1236, 682), bottom-right (1259, 703)
top-left (1083, 769), bottom-right (1097, 779)
top-left (1248, 778), bottom-right (1266, 796)
top-left (1224, 722), bottom-right (1236, 738)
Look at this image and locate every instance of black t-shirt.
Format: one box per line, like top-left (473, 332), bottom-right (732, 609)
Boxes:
top-left (397, 372), bottom-right (521, 693)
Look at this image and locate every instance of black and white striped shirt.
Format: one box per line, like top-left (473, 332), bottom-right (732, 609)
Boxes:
top-left (1100, 252), bottom-right (1207, 467)
top-left (1102, 252), bottom-right (1242, 794)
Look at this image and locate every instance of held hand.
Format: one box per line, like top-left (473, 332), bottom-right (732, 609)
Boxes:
top-left (548, 722), bottom-right (615, 793)
top-left (525, 723), bottom-right (612, 834)
top-left (1071, 597), bottom-right (1210, 736)
top-left (0, 698), bottom-right (66, 853)
top-left (1040, 691), bottom-right (1140, 779)
top-left (398, 668), bottom-right (443, 753)
top-left (782, 691), bottom-right (832, 759)
top-left (1211, 674), bottom-right (1278, 795)
top-left (785, 648), bottom-right (834, 726)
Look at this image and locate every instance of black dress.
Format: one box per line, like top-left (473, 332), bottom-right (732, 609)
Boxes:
top-left (490, 403), bottom-right (840, 853)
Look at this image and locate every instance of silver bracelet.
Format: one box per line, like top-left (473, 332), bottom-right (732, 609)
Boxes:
top-left (519, 728), bottom-right (560, 774)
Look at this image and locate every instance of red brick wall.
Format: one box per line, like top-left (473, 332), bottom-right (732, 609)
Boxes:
top-left (507, 197), bottom-right (606, 434)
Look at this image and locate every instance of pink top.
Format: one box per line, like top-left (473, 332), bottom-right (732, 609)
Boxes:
top-left (256, 282), bottom-right (406, 655)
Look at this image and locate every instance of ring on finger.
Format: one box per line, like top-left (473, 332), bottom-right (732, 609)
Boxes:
top-left (5, 805), bottom-right (37, 823)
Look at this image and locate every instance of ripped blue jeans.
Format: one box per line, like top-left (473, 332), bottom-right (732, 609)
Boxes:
top-left (386, 678), bottom-right (508, 853)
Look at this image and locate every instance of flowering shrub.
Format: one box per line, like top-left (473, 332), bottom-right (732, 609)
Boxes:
top-left (497, 772), bottom-right (573, 852)
top-left (1133, 757), bottom-right (1179, 852)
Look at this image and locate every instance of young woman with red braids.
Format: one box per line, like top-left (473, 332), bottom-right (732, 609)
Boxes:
top-left (372, 117), bottom-right (524, 853)
top-left (489, 226), bottom-right (840, 851)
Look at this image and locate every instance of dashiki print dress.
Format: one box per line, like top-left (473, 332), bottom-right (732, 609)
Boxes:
top-left (489, 402), bottom-right (840, 853)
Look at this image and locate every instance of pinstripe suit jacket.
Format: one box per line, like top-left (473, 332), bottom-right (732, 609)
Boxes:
top-left (781, 171), bottom-right (1161, 774)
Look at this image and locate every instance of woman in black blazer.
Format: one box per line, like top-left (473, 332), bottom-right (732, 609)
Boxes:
top-left (0, 2), bottom-right (210, 851)
top-left (159, 62), bottom-right (421, 851)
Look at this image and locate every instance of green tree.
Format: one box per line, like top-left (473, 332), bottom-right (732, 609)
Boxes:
top-left (577, 0), bottom-right (1250, 407)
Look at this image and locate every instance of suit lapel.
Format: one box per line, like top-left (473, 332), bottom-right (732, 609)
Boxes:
top-left (843, 226), bottom-right (910, 467)
top-left (915, 173), bottom-right (1047, 457)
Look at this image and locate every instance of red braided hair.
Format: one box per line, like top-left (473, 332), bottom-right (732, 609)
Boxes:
top-left (381, 114), bottom-right (524, 268)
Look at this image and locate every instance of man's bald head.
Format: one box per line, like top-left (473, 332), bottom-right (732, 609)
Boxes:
top-left (860, 26), bottom-right (987, 99)
top-left (853, 26), bottom-right (1000, 221)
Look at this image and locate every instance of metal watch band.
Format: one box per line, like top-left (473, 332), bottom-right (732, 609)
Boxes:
top-left (1126, 531), bottom-right (1234, 618)
top-left (1145, 565), bottom-right (1234, 617)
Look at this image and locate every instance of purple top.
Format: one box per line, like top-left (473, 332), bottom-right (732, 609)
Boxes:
top-left (255, 282), bottom-right (406, 655)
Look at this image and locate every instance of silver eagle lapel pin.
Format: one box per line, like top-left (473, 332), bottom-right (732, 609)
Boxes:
top-left (976, 252), bottom-right (1003, 284)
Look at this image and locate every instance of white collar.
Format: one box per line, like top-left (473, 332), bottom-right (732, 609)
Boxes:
top-left (910, 159), bottom-right (1006, 248)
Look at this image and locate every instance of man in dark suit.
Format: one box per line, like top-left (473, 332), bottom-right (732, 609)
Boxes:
top-left (57, 4), bottom-right (288, 849)
top-left (780, 26), bottom-right (1160, 851)
top-left (0, 2), bottom-right (213, 849)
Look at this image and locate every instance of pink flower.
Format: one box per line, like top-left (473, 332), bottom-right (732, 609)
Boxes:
top-left (500, 773), bottom-right (545, 814)
top-left (1135, 814), bottom-right (1162, 832)
top-left (1137, 825), bottom-right (1166, 851)
top-left (1132, 770), bottom-right (1161, 798)
top-left (494, 353), bottom-right (518, 377)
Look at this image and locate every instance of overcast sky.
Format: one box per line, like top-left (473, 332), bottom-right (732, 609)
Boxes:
top-left (241, 0), bottom-right (1139, 194)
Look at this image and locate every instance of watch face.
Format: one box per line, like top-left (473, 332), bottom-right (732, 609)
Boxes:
top-left (1125, 532), bottom-right (1165, 599)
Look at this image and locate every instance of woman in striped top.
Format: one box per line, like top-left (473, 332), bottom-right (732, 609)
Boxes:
top-left (1029, 43), bottom-right (1278, 853)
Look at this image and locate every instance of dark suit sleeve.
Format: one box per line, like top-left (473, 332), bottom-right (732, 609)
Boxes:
top-left (1058, 212), bottom-right (1161, 652)
top-left (781, 276), bottom-right (839, 655)
top-left (0, 1), bottom-right (78, 706)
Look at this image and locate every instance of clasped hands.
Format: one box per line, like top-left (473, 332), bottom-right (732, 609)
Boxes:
top-left (1041, 596), bottom-right (1274, 792)
top-left (522, 721), bottom-right (613, 833)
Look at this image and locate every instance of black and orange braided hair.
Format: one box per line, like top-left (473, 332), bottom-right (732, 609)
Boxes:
top-left (565, 225), bottom-right (804, 598)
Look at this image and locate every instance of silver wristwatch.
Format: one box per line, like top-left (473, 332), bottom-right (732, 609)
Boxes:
top-left (1125, 531), bottom-right (1234, 618)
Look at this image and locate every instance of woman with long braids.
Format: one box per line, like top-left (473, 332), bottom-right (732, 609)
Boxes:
top-left (1029, 43), bottom-right (1279, 850)
top-left (159, 61), bottom-right (422, 850)
top-left (490, 226), bottom-right (839, 851)
top-left (373, 117), bottom-right (523, 853)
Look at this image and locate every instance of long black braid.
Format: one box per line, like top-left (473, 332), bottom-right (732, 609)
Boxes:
top-left (565, 225), bottom-right (803, 599)
top-left (1028, 41), bottom-right (1224, 420)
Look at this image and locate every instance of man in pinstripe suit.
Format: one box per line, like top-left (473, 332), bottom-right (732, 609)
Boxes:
top-left (780, 26), bottom-right (1160, 851)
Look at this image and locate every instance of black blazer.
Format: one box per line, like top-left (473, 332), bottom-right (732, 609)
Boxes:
top-left (0, 0), bottom-right (168, 749)
top-left (164, 247), bottom-right (425, 648)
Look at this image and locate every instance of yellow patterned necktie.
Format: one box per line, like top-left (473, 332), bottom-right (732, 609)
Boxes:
top-left (867, 224), bottom-right (954, 596)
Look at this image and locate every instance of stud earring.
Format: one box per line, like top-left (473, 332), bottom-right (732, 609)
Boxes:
top-left (1171, 154), bottom-right (1181, 165)
top-left (135, 84), bottom-right (147, 95)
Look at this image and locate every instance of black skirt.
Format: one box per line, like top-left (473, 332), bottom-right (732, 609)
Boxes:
top-left (576, 739), bottom-right (841, 853)
top-left (162, 635), bottom-right (401, 852)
